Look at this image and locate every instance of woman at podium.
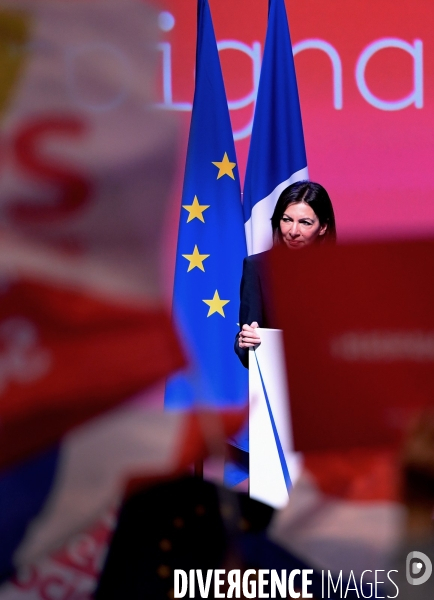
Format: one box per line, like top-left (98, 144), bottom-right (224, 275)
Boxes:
top-left (235, 180), bottom-right (336, 367)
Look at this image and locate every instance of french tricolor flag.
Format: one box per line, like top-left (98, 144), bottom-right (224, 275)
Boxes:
top-left (239, 0), bottom-right (309, 498)
top-left (243, 0), bottom-right (308, 256)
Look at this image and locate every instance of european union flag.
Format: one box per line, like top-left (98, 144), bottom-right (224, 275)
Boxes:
top-left (243, 0), bottom-right (308, 256)
top-left (165, 0), bottom-right (247, 412)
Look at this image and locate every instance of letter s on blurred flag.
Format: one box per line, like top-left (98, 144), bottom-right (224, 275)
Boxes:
top-left (164, 0), bottom-right (248, 410)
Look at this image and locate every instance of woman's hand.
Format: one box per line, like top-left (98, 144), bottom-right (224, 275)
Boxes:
top-left (238, 322), bottom-right (261, 349)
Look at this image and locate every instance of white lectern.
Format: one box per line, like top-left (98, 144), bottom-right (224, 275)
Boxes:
top-left (249, 328), bottom-right (301, 509)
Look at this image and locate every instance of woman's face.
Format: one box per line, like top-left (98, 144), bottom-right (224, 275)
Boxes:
top-left (280, 201), bottom-right (327, 249)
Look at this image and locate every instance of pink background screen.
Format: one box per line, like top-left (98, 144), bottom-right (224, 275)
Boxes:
top-left (157, 0), bottom-right (434, 256)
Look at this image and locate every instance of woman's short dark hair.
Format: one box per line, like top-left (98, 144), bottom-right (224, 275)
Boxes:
top-left (271, 180), bottom-right (337, 245)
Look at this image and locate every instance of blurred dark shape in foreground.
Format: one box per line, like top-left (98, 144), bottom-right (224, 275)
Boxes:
top-left (95, 415), bottom-right (434, 600)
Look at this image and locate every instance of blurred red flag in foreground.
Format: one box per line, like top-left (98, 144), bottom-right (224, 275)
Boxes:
top-left (0, 0), bottom-right (184, 465)
top-left (0, 279), bottom-right (184, 468)
top-left (269, 239), bottom-right (434, 453)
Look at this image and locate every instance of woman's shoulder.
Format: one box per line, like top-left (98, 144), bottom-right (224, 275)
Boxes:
top-left (242, 250), bottom-right (272, 283)
top-left (244, 249), bottom-right (272, 267)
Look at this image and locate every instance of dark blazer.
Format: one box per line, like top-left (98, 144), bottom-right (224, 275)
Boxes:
top-left (234, 250), bottom-right (276, 368)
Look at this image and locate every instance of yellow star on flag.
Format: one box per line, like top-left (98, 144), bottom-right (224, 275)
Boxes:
top-left (182, 245), bottom-right (210, 272)
top-left (182, 195), bottom-right (210, 223)
top-left (212, 152), bottom-right (236, 180)
top-left (203, 290), bottom-right (230, 317)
